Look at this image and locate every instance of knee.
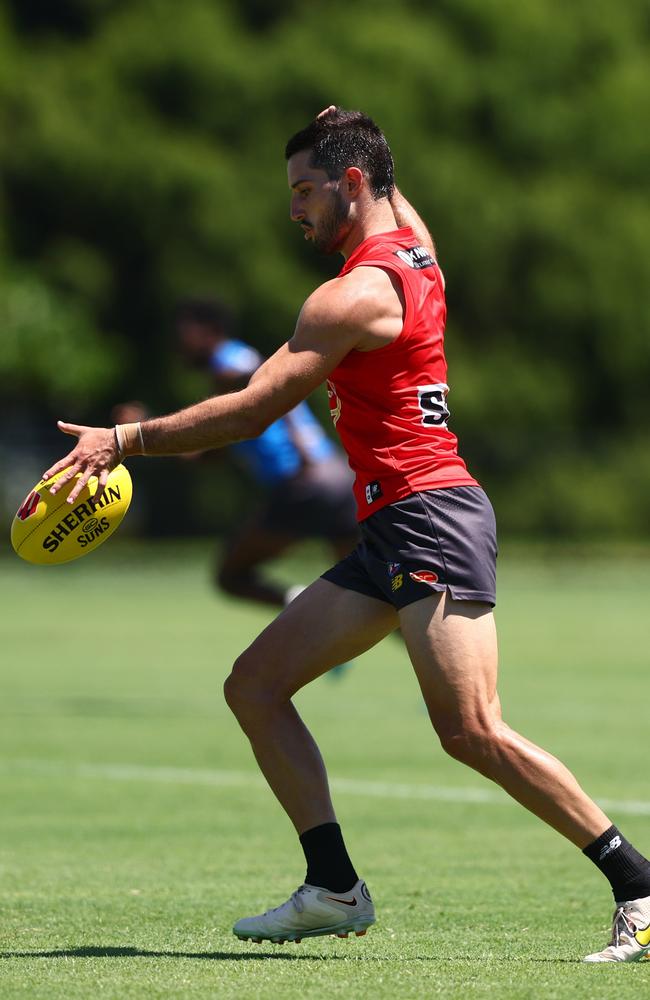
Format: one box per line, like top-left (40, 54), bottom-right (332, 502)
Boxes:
top-left (223, 651), bottom-right (281, 729)
top-left (223, 653), bottom-right (255, 717)
top-left (436, 715), bottom-right (503, 773)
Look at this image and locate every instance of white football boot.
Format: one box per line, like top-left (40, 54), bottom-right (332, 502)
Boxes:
top-left (233, 878), bottom-right (375, 944)
top-left (584, 895), bottom-right (650, 962)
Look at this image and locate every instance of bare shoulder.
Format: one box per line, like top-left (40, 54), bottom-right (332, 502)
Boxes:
top-left (297, 266), bottom-right (403, 351)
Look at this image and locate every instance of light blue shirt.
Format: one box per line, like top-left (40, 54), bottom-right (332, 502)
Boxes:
top-left (210, 339), bottom-right (334, 484)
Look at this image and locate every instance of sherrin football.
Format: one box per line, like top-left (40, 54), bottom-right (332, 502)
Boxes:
top-left (11, 464), bottom-right (132, 565)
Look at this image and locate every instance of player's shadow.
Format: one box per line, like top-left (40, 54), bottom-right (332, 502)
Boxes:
top-left (0, 946), bottom-right (579, 964)
top-left (0, 945), bottom-right (330, 962)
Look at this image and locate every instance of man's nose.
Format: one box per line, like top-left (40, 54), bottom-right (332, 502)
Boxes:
top-left (290, 198), bottom-right (304, 222)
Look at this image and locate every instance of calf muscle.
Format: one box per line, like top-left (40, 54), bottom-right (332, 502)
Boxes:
top-left (400, 592), bottom-right (610, 848)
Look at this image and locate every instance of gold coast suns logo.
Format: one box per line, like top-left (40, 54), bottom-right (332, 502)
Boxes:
top-left (327, 379), bottom-right (341, 426)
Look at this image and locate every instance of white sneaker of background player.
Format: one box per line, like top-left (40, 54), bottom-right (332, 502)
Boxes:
top-left (233, 879), bottom-right (375, 943)
top-left (583, 895), bottom-right (650, 962)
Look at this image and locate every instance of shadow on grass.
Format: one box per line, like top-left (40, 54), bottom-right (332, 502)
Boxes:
top-left (0, 946), bottom-right (325, 962)
top-left (0, 946), bottom-right (583, 964)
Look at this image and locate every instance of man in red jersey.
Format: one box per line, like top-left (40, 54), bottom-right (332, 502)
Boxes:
top-left (43, 107), bottom-right (650, 961)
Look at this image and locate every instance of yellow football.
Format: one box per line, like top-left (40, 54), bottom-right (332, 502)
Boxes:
top-left (11, 464), bottom-right (133, 565)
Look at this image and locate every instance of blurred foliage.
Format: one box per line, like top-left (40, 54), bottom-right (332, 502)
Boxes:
top-left (1, 0), bottom-right (649, 537)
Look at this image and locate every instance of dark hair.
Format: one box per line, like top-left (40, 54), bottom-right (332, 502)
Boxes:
top-left (285, 107), bottom-right (394, 200)
top-left (173, 297), bottom-right (233, 335)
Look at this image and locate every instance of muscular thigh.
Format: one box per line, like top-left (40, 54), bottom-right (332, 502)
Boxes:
top-left (398, 591), bottom-right (500, 729)
top-left (233, 578), bottom-right (399, 698)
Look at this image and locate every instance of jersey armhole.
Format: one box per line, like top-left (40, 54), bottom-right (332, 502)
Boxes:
top-left (351, 260), bottom-right (416, 354)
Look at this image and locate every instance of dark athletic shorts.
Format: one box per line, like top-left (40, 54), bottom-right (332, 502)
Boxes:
top-left (321, 486), bottom-right (497, 609)
top-left (259, 455), bottom-right (358, 540)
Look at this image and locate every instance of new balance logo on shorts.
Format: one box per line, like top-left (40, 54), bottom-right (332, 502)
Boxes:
top-left (599, 835), bottom-right (622, 861)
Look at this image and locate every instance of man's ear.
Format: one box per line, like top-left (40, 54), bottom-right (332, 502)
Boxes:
top-left (343, 166), bottom-right (364, 197)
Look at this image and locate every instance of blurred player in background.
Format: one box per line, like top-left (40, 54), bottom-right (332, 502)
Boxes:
top-left (45, 106), bottom-right (650, 963)
top-left (116, 300), bottom-right (359, 610)
top-left (174, 298), bottom-right (358, 607)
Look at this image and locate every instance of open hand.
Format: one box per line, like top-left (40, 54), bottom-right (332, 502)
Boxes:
top-left (41, 421), bottom-right (120, 504)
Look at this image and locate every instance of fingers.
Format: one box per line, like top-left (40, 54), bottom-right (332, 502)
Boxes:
top-left (49, 464), bottom-right (80, 497)
top-left (316, 105), bottom-right (337, 119)
top-left (41, 455), bottom-right (78, 489)
top-left (42, 460), bottom-right (108, 504)
top-left (41, 423), bottom-right (86, 488)
top-left (57, 420), bottom-right (86, 437)
top-left (65, 468), bottom-right (94, 506)
top-left (92, 468), bottom-right (110, 503)
top-left (42, 423), bottom-right (118, 504)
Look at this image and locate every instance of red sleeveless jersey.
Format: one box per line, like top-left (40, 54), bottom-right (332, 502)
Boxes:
top-left (327, 226), bottom-right (478, 520)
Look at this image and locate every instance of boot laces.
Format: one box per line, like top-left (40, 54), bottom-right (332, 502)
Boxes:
top-left (610, 905), bottom-right (635, 948)
top-left (290, 885), bottom-right (308, 914)
top-left (264, 885), bottom-right (308, 917)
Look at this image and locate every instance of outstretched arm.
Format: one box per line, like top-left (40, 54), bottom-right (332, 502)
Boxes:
top-left (42, 335), bottom-right (342, 503)
top-left (41, 268), bottom-right (398, 504)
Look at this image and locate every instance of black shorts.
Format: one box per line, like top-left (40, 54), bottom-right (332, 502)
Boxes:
top-left (259, 455), bottom-right (358, 540)
top-left (321, 486), bottom-right (497, 609)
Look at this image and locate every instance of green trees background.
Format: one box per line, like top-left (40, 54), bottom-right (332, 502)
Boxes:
top-left (2, 0), bottom-right (649, 537)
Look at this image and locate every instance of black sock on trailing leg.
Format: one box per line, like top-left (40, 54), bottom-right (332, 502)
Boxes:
top-left (583, 825), bottom-right (650, 901)
top-left (299, 822), bottom-right (359, 893)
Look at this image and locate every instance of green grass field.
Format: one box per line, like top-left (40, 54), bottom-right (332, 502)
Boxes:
top-left (1, 539), bottom-right (650, 999)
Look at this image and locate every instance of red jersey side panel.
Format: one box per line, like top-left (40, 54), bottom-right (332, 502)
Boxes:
top-left (328, 227), bottom-right (478, 520)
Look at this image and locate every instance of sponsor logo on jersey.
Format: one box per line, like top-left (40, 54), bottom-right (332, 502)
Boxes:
top-left (417, 384), bottom-right (450, 428)
top-left (365, 480), bottom-right (383, 505)
top-left (394, 246), bottom-right (435, 270)
top-left (391, 573), bottom-right (404, 592)
top-left (327, 379), bottom-right (342, 426)
top-left (409, 570), bottom-right (439, 586)
top-left (387, 561), bottom-right (401, 577)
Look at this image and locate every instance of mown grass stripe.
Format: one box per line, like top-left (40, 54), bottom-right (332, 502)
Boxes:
top-left (4, 758), bottom-right (650, 816)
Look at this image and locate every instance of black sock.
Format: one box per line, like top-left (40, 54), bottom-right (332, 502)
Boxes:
top-left (299, 822), bottom-right (358, 893)
top-left (583, 825), bottom-right (650, 901)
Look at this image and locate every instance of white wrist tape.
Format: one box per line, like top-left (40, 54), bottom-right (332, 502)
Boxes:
top-left (115, 422), bottom-right (145, 457)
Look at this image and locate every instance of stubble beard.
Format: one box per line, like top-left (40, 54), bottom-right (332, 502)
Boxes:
top-left (312, 188), bottom-right (351, 255)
